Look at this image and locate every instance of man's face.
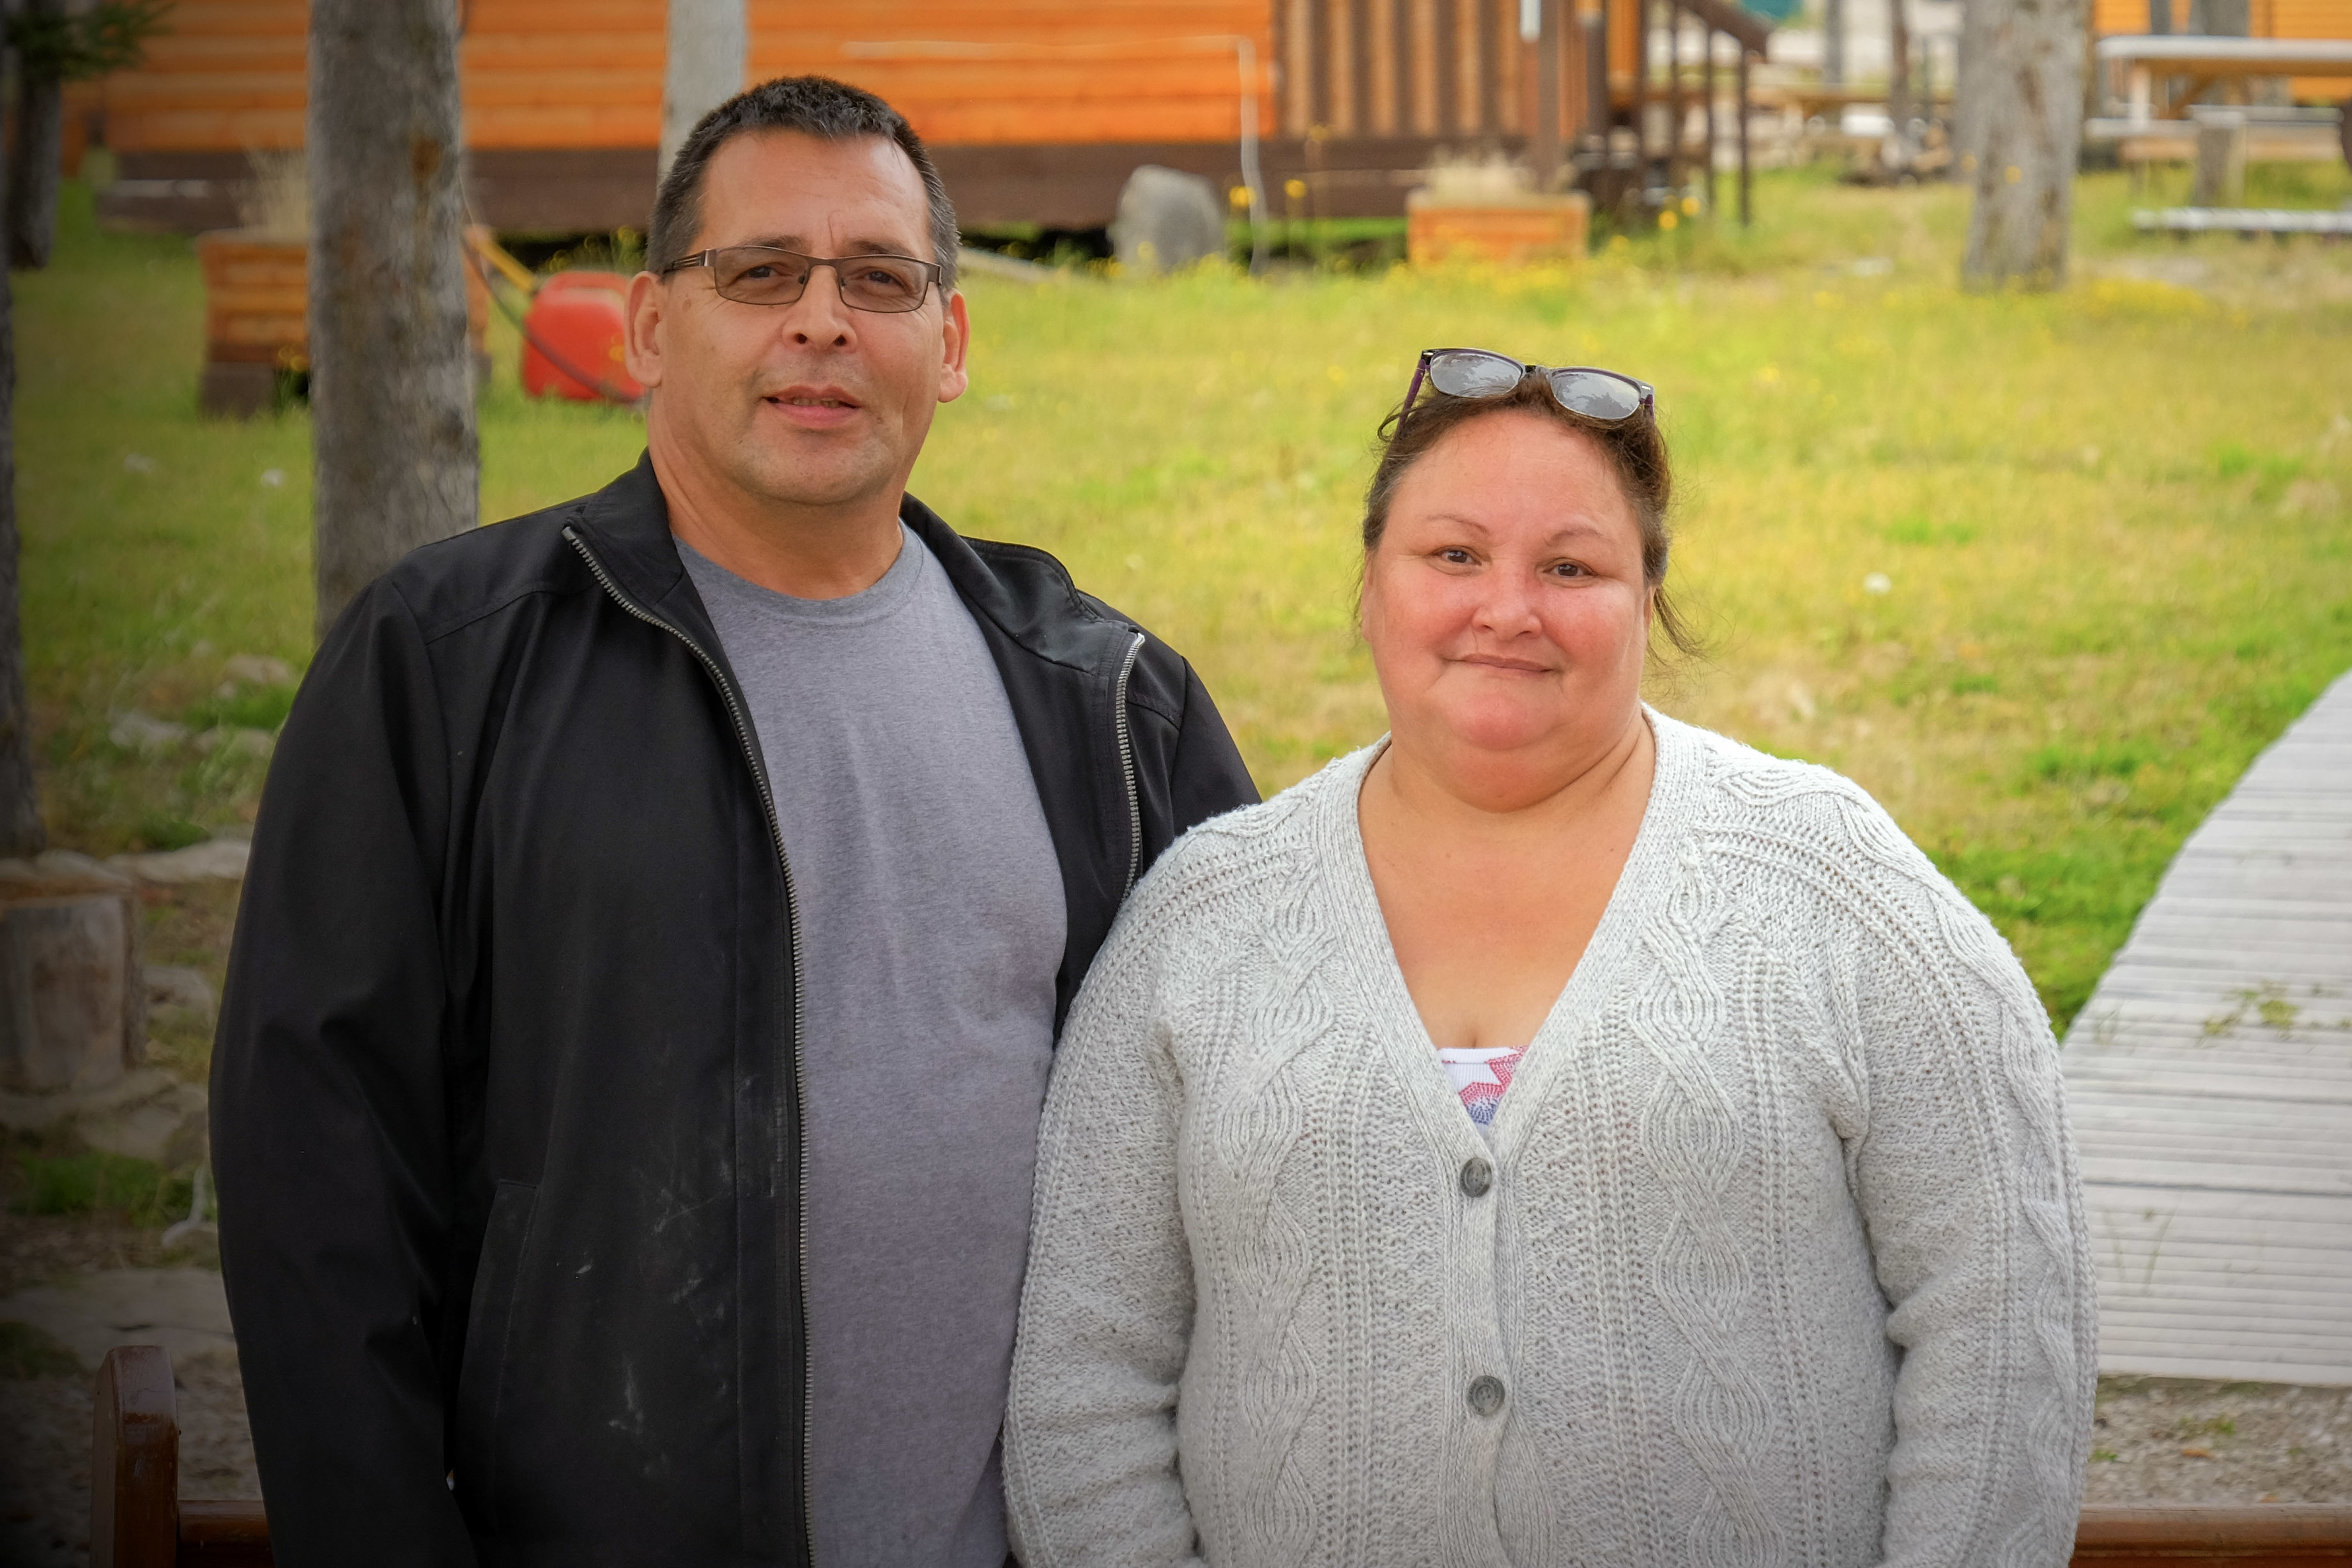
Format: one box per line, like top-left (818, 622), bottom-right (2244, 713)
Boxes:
top-left (626, 130), bottom-right (969, 516)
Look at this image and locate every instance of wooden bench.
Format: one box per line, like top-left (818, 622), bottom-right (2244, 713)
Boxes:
top-left (93, 1346), bottom-right (271, 1566)
top-left (91, 1344), bottom-right (2352, 1567)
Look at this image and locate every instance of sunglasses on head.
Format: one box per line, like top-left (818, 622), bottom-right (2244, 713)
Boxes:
top-left (1401, 348), bottom-right (1655, 424)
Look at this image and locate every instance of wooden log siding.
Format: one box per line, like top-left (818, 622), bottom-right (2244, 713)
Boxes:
top-left (72, 0), bottom-right (1764, 231)
top-left (767, 1), bottom-right (1277, 148)
top-left (79, 0), bottom-right (1277, 155)
top-left (2088, 0), bottom-right (2352, 105)
top-left (1268, 0), bottom-right (1612, 144)
top-left (72, 0), bottom-right (1785, 164)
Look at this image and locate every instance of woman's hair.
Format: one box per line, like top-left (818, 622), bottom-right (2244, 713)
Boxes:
top-left (1359, 374), bottom-right (1699, 657)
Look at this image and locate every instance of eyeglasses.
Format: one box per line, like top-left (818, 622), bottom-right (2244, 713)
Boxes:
top-left (1401, 348), bottom-right (1654, 424)
top-left (659, 246), bottom-right (942, 313)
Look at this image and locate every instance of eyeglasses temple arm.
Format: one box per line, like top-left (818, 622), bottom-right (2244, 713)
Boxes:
top-left (1400, 356), bottom-right (1432, 420)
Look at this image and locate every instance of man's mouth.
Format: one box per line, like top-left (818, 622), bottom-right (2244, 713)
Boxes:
top-left (763, 387), bottom-right (863, 428)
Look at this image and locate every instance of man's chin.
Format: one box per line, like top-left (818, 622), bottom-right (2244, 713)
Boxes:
top-left (732, 450), bottom-right (897, 515)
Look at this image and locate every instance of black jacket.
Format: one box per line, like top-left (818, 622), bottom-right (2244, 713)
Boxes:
top-left (211, 456), bottom-right (1258, 1566)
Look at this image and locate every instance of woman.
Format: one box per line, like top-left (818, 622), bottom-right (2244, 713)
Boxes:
top-left (1004, 350), bottom-right (2095, 1568)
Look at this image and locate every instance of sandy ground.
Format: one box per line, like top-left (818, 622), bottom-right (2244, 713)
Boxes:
top-left (0, 1348), bottom-right (256, 1567)
top-left (2088, 1377), bottom-right (2352, 1505)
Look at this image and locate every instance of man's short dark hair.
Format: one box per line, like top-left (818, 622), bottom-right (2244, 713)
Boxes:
top-left (650, 75), bottom-right (958, 295)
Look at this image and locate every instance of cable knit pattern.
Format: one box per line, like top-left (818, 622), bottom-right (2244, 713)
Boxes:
top-left (1005, 713), bottom-right (2095, 1568)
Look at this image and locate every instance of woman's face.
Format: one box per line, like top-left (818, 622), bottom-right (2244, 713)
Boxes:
top-left (1361, 410), bottom-right (1653, 775)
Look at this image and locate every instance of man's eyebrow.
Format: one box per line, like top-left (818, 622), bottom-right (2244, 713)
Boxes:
top-left (727, 234), bottom-right (925, 257)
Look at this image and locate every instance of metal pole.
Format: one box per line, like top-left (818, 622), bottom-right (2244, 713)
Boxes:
top-left (1666, 0), bottom-right (1684, 199)
top-left (1631, 0), bottom-right (1649, 197)
top-left (1737, 46), bottom-right (1752, 226)
top-left (1585, 3), bottom-right (1609, 141)
top-left (1535, 0), bottom-right (1563, 183)
top-left (1703, 24), bottom-right (1717, 213)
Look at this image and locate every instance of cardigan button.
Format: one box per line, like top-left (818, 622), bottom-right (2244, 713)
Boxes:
top-left (1467, 1375), bottom-right (1505, 1417)
top-left (1459, 1158), bottom-right (1493, 1197)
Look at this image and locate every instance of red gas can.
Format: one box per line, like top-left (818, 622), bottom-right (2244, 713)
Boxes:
top-left (521, 271), bottom-right (643, 402)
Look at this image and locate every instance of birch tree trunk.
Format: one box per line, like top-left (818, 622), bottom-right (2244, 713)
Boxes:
top-left (659, 0), bottom-right (747, 183)
top-left (5, 0), bottom-right (65, 270)
top-left (1960, 0), bottom-right (2088, 289)
top-left (307, 0), bottom-right (477, 640)
top-left (0, 79), bottom-right (45, 856)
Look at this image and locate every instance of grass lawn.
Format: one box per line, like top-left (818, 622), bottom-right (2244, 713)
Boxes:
top-left (17, 162), bottom-right (2352, 1035)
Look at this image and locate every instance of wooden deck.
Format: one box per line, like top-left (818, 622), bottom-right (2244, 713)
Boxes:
top-left (2063, 669), bottom-right (2352, 1388)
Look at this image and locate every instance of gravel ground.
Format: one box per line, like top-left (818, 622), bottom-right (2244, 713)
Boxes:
top-left (2087, 1377), bottom-right (2352, 1505)
top-left (5, 1349), bottom-right (2349, 1565)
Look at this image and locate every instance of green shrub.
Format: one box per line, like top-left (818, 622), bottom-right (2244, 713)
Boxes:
top-left (0, 1320), bottom-right (83, 1380)
top-left (183, 682), bottom-right (296, 734)
top-left (133, 810), bottom-right (208, 850)
top-left (12, 1149), bottom-right (193, 1227)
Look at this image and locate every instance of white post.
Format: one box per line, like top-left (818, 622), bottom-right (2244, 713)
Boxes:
top-left (1237, 38), bottom-right (1270, 274)
top-left (661, 0), bottom-right (749, 183)
top-left (2128, 64), bottom-right (2151, 126)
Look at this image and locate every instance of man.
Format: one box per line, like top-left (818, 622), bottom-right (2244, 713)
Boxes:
top-left (213, 76), bottom-right (1256, 1566)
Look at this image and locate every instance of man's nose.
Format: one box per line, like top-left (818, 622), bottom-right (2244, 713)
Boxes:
top-left (782, 264), bottom-right (856, 346)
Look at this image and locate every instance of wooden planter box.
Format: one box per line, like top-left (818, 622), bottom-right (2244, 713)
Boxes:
top-left (1406, 190), bottom-right (1592, 266)
top-left (195, 228), bottom-right (493, 417)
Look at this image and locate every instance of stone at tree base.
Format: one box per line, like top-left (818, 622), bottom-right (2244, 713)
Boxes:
top-left (0, 1068), bottom-right (209, 1171)
top-left (108, 838), bottom-right (249, 886)
top-left (107, 711), bottom-right (188, 752)
top-left (0, 854), bottom-right (143, 1095)
top-left (218, 653), bottom-right (294, 689)
top-left (1112, 166), bottom-right (1227, 277)
top-left (144, 966), bottom-right (216, 1022)
top-left (0, 1268), bottom-right (234, 1372)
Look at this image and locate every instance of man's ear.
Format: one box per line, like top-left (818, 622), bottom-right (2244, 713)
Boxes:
top-left (937, 289), bottom-right (971, 404)
top-left (623, 269), bottom-right (668, 389)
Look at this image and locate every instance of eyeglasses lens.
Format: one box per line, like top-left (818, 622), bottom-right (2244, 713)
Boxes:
top-left (1549, 369), bottom-right (1642, 421)
top-left (710, 249), bottom-right (932, 312)
top-left (1428, 351), bottom-right (1526, 400)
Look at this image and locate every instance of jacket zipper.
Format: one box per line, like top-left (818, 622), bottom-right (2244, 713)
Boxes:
top-left (1114, 631), bottom-right (1146, 898)
top-left (563, 527), bottom-right (814, 1565)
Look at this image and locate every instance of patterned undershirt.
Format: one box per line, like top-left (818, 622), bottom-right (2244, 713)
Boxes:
top-left (1437, 1045), bottom-right (1526, 1127)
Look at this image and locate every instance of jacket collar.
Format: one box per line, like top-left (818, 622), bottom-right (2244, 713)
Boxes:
top-left (569, 450), bottom-right (1136, 680)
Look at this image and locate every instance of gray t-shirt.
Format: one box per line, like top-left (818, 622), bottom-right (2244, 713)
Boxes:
top-left (680, 528), bottom-right (1066, 1568)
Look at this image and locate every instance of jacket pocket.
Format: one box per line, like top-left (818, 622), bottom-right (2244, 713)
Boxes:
top-left (454, 1178), bottom-right (538, 1533)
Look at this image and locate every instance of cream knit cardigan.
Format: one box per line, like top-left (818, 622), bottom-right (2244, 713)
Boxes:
top-left (1004, 714), bottom-right (2095, 1568)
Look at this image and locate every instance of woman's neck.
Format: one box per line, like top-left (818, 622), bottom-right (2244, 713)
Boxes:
top-left (1365, 703), bottom-right (1656, 843)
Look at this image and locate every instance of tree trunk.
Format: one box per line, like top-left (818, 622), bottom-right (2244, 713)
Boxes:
top-left (659, 0), bottom-right (747, 183)
top-left (307, 0), bottom-right (478, 640)
top-left (6, 0), bottom-right (65, 271)
top-left (1959, 0), bottom-right (2087, 289)
top-left (0, 70), bottom-right (46, 857)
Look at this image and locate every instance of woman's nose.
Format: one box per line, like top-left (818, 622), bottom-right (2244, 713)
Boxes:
top-left (1469, 574), bottom-right (1543, 634)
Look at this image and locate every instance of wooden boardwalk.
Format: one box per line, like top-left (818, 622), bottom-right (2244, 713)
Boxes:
top-left (2062, 669), bottom-right (2352, 1388)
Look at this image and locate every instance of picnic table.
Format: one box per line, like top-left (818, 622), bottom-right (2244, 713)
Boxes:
top-left (2096, 33), bottom-right (2352, 122)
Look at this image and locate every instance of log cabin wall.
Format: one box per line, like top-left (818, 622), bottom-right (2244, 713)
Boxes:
top-left (75, 0), bottom-right (1656, 233)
